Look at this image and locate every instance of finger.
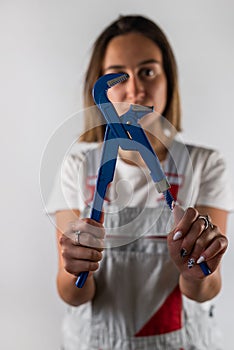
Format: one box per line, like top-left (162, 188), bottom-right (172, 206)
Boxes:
top-left (179, 221), bottom-right (216, 258)
top-left (63, 258), bottom-right (100, 276)
top-left (171, 207), bottom-right (199, 241)
top-left (59, 234), bottom-right (104, 260)
top-left (60, 236), bottom-right (103, 276)
top-left (196, 215), bottom-right (213, 231)
top-left (68, 231), bottom-right (104, 250)
top-left (61, 243), bottom-right (103, 262)
top-left (64, 220), bottom-right (105, 249)
top-left (182, 225), bottom-right (218, 259)
top-left (173, 205), bottom-right (185, 226)
top-left (80, 232), bottom-right (104, 249)
top-left (70, 219), bottom-right (105, 239)
top-left (83, 219), bottom-right (105, 238)
top-left (196, 234), bottom-right (228, 264)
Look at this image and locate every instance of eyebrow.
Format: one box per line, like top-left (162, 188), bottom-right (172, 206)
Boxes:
top-left (104, 59), bottom-right (161, 72)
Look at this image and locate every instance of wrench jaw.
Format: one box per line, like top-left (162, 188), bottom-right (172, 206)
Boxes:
top-left (92, 73), bottom-right (129, 106)
top-left (93, 73), bottom-right (131, 140)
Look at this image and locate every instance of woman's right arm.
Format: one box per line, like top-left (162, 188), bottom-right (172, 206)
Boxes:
top-left (55, 209), bottom-right (104, 306)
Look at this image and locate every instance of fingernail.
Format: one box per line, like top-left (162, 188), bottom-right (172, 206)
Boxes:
top-left (197, 256), bottom-right (205, 264)
top-left (180, 248), bottom-right (188, 258)
top-left (188, 258), bottom-right (195, 269)
top-left (173, 231), bottom-right (182, 241)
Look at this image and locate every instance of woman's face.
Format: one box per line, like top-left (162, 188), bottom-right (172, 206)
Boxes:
top-left (102, 32), bottom-right (167, 116)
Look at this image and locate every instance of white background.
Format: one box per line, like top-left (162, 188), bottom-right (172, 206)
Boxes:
top-left (1, 0), bottom-right (234, 349)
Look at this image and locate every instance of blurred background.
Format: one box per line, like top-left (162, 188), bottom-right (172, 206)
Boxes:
top-left (0, 0), bottom-right (233, 348)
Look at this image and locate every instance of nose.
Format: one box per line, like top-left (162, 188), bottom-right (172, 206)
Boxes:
top-left (125, 74), bottom-right (145, 103)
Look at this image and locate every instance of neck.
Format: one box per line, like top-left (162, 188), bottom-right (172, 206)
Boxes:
top-left (119, 143), bottom-right (168, 167)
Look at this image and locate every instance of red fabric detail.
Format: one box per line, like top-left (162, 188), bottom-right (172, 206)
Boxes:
top-left (165, 172), bottom-right (184, 201)
top-left (135, 285), bottom-right (182, 337)
top-left (85, 176), bottom-right (96, 204)
top-left (85, 176), bottom-right (110, 205)
top-left (169, 183), bottom-right (179, 201)
top-left (157, 173), bottom-right (184, 203)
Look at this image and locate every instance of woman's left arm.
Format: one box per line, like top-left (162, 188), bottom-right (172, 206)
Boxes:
top-left (168, 206), bottom-right (229, 302)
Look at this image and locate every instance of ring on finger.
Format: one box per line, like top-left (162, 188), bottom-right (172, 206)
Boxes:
top-left (74, 230), bottom-right (82, 245)
top-left (198, 215), bottom-right (213, 230)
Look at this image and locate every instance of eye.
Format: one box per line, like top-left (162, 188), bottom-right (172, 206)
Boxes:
top-left (138, 67), bottom-right (156, 79)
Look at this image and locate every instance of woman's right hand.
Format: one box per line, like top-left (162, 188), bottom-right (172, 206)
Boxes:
top-left (59, 218), bottom-right (105, 278)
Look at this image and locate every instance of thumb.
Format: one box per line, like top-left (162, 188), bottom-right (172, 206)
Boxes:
top-left (99, 211), bottom-right (105, 225)
top-left (173, 204), bottom-right (185, 227)
top-left (167, 204), bottom-right (185, 243)
top-left (167, 204), bottom-right (185, 250)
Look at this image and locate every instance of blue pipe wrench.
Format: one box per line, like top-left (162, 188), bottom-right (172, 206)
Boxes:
top-left (76, 73), bottom-right (211, 288)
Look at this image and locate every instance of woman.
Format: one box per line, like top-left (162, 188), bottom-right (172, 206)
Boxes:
top-left (47, 15), bottom-right (233, 349)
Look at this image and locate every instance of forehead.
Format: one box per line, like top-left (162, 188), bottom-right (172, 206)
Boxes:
top-left (103, 32), bottom-right (163, 69)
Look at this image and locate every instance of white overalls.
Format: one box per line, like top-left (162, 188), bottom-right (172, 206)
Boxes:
top-left (47, 140), bottom-right (233, 350)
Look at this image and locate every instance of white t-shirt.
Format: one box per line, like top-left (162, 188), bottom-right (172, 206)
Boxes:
top-left (46, 140), bottom-right (233, 350)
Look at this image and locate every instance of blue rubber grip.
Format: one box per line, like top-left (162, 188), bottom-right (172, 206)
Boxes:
top-left (76, 272), bottom-right (89, 288)
top-left (199, 261), bottom-right (211, 276)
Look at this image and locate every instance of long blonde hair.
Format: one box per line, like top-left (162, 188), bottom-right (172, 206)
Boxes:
top-left (79, 15), bottom-right (181, 142)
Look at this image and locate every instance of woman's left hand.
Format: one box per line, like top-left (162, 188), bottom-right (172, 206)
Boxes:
top-left (167, 206), bottom-right (228, 280)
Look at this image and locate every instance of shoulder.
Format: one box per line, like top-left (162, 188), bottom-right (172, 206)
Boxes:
top-left (170, 140), bottom-right (228, 182)
top-left (66, 141), bottom-right (101, 160)
top-left (60, 142), bottom-right (103, 185)
top-left (62, 142), bottom-right (101, 169)
top-left (186, 143), bottom-right (225, 169)
top-left (178, 141), bottom-right (229, 186)
top-left (173, 140), bottom-right (224, 164)
top-left (173, 139), bottom-right (217, 154)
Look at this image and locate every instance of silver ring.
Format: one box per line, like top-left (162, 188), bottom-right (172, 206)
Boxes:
top-left (198, 215), bottom-right (213, 230)
top-left (74, 230), bottom-right (81, 245)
